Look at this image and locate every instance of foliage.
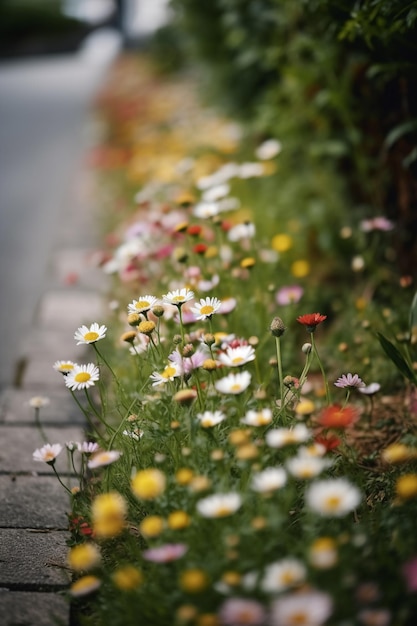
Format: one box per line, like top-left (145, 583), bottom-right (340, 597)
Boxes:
top-left (32, 54), bottom-right (417, 626)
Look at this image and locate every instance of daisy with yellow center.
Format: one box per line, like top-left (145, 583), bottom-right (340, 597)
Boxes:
top-left (214, 371), bottom-right (251, 395)
top-left (218, 345), bottom-right (255, 367)
top-left (33, 443), bottom-right (63, 465)
top-left (65, 363), bottom-right (100, 391)
top-left (150, 362), bottom-right (182, 386)
top-left (251, 467), bottom-right (287, 493)
top-left (196, 493), bottom-right (242, 518)
top-left (74, 323), bottom-right (107, 345)
top-left (265, 424), bottom-right (311, 448)
top-left (191, 296), bottom-right (222, 321)
top-left (127, 295), bottom-right (158, 315)
top-left (53, 360), bottom-right (75, 374)
top-left (305, 478), bottom-right (361, 517)
top-left (286, 455), bottom-right (331, 480)
top-left (162, 287), bottom-right (194, 307)
top-left (87, 450), bottom-right (122, 469)
top-left (261, 557), bottom-right (306, 592)
top-left (241, 408), bottom-right (272, 426)
top-left (196, 410), bottom-right (226, 428)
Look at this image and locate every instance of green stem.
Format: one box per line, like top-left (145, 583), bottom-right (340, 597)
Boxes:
top-left (275, 336), bottom-right (284, 407)
top-left (178, 306), bottom-right (185, 344)
top-left (310, 333), bottom-right (331, 405)
top-left (34, 408), bottom-right (49, 443)
top-left (51, 463), bottom-right (73, 495)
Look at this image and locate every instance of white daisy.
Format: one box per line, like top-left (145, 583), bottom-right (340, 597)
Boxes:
top-left (28, 396), bottom-right (50, 409)
top-left (241, 408), bottom-right (273, 427)
top-left (265, 424), bottom-right (311, 448)
top-left (88, 450), bottom-right (121, 469)
top-left (193, 202), bottom-right (221, 219)
top-left (238, 163), bottom-right (264, 178)
top-left (162, 288), bottom-right (194, 307)
top-left (65, 363), bottom-right (100, 391)
top-left (53, 360), bottom-right (76, 374)
top-left (255, 138), bottom-right (282, 160)
top-left (251, 467), bottom-right (287, 493)
top-left (190, 296), bottom-right (222, 321)
top-left (127, 295), bottom-right (158, 315)
top-left (270, 590), bottom-right (333, 626)
top-left (122, 429), bottom-right (143, 441)
top-left (218, 345), bottom-right (256, 367)
top-left (215, 371), bottom-right (252, 395)
top-left (228, 222), bottom-right (256, 242)
top-left (286, 456), bottom-right (331, 480)
top-left (305, 478), bottom-right (361, 517)
top-left (74, 323), bottom-right (107, 345)
top-left (196, 411), bottom-right (226, 428)
top-left (261, 558), bottom-right (306, 593)
top-left (196, 493), bottom-right (242, 518)
top-left (202, 183), bottom-right (230, 202)
top-left (33, 443), bottom-right (63, 464)
top-left (150, 362), bottom-right (182, 386)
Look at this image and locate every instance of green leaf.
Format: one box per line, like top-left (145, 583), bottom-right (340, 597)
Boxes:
top-left (376, 332), bottom-right (417, 384)
top-left (384, 119), bottom-right (417, 149)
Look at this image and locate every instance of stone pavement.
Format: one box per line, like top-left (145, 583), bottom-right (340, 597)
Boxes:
top-left (0, 145), bottom-right (108, 624)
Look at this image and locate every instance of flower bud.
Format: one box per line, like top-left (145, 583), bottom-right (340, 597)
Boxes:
top-left (270, 317), bottom-right (286, 337)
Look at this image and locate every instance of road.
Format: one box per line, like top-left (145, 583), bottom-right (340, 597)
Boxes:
top-left (0, 30), bottom-right (121, 389)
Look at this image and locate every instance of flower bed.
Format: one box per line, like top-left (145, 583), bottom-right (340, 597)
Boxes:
top-left (35, 54), bottom-right (417, 625)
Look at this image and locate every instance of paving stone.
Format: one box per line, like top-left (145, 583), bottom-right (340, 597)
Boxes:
top-left (0, 475), bottom-right (74, 529)
top-left (17, 328), bottom-right (84, 364)
top-left (0, 388), bottom-right (87, 425)
top-left (0, 590), bottom-right (69, 626)
top-left (0, 425), bottom-right (87, 474)
top-left (0, 529), bottom-right (70, 589)
top-left (37, 291), bottom-right (105, 330)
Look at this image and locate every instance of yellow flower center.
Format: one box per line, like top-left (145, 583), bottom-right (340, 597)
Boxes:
top-left (325, 495), bottom-right (342, 511)
top-left (84, 332), bottom-right (99, 342)
top-left (135, 300), bottom-right (151, 310)
top-left (45, 451), bottom-right (55, 461)
top-left (75, 372), bottom-right (91, 383)
top-left (200, 305), bottom-right (214, 315)
top-left (215, 505), bottom-right (233, 517)
top-left (281, 571), bottom-right (297, 585)
top-left (60, 363), bottom-right (74, 371)
top-left (231, 356), bottom-right (244, 365)
top-left (162, 366), bottom-right (176, 379)
top-left (231, 384), bottom-right (242, 392)
top-left (172, 295), bottom-right (185, 303)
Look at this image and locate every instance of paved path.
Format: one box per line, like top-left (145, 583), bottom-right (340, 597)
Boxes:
top-left (0, 33), bottom-right (117, 625)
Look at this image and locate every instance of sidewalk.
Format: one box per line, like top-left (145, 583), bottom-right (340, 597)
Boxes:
top-left (0, 126), bottom-right (108, 625)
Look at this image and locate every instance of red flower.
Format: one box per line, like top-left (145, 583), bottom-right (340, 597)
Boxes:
top-left (297, 313), bottom-right (327, 332)
top-left (317, 404), bottom-right (359, 429)
top-left (315, 432), bottom-right (341, 451)
top-left (187, 225), bottom-right (202, 237)
top-left (193, 243), bottom-right (208, 255)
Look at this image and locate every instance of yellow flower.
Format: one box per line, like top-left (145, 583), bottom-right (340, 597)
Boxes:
top-left (221, 571), bottom-right (241, 586)
top-left (70, 575), bottom-right (101, 597)
top-left (92, 492), bottom-right (127, 538)
top-left (112, 565), bottom-right (143, 590)
top-left (295, 399), bottom-right (315, 416)
top-left (291, 259), bottom-right (310, 278)
top-left (175, 468), bottom-right (195, 485)
top-left (139, 515), bottom-right (164, 538)
top-left (396, 474), bottom-right (417, 500)
top-left (179, 569), bottom-right (210, 593)
top-left (197, 615), bottom-right (220, 626)
top-left (382, 444), bottom-right (417, 464)
top-left (68, 543), bottom-right (101, 572)
top-left (137, 320), bottom-right (156, 336)
top-left (168, 510), bottom-right (191, 530)
top-left (131, 468), bottom-right (166, 500)
top-left (271, 233), bottom-right (293, 253)
top-left (240, 257), bottom-right (256, 269)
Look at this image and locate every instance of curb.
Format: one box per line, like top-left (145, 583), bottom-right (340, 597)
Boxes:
top-left (0, 153), bottom-right (108, 625)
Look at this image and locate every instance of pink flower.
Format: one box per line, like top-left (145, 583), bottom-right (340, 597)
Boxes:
top-left (276, 285), bottom-right (304, 306)
top-left (334, 373), bottom-right (365, 389)
top-left (142, 543), bottom-right (188, 563)
top-left (219, 598), bottom-right (267, 625)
